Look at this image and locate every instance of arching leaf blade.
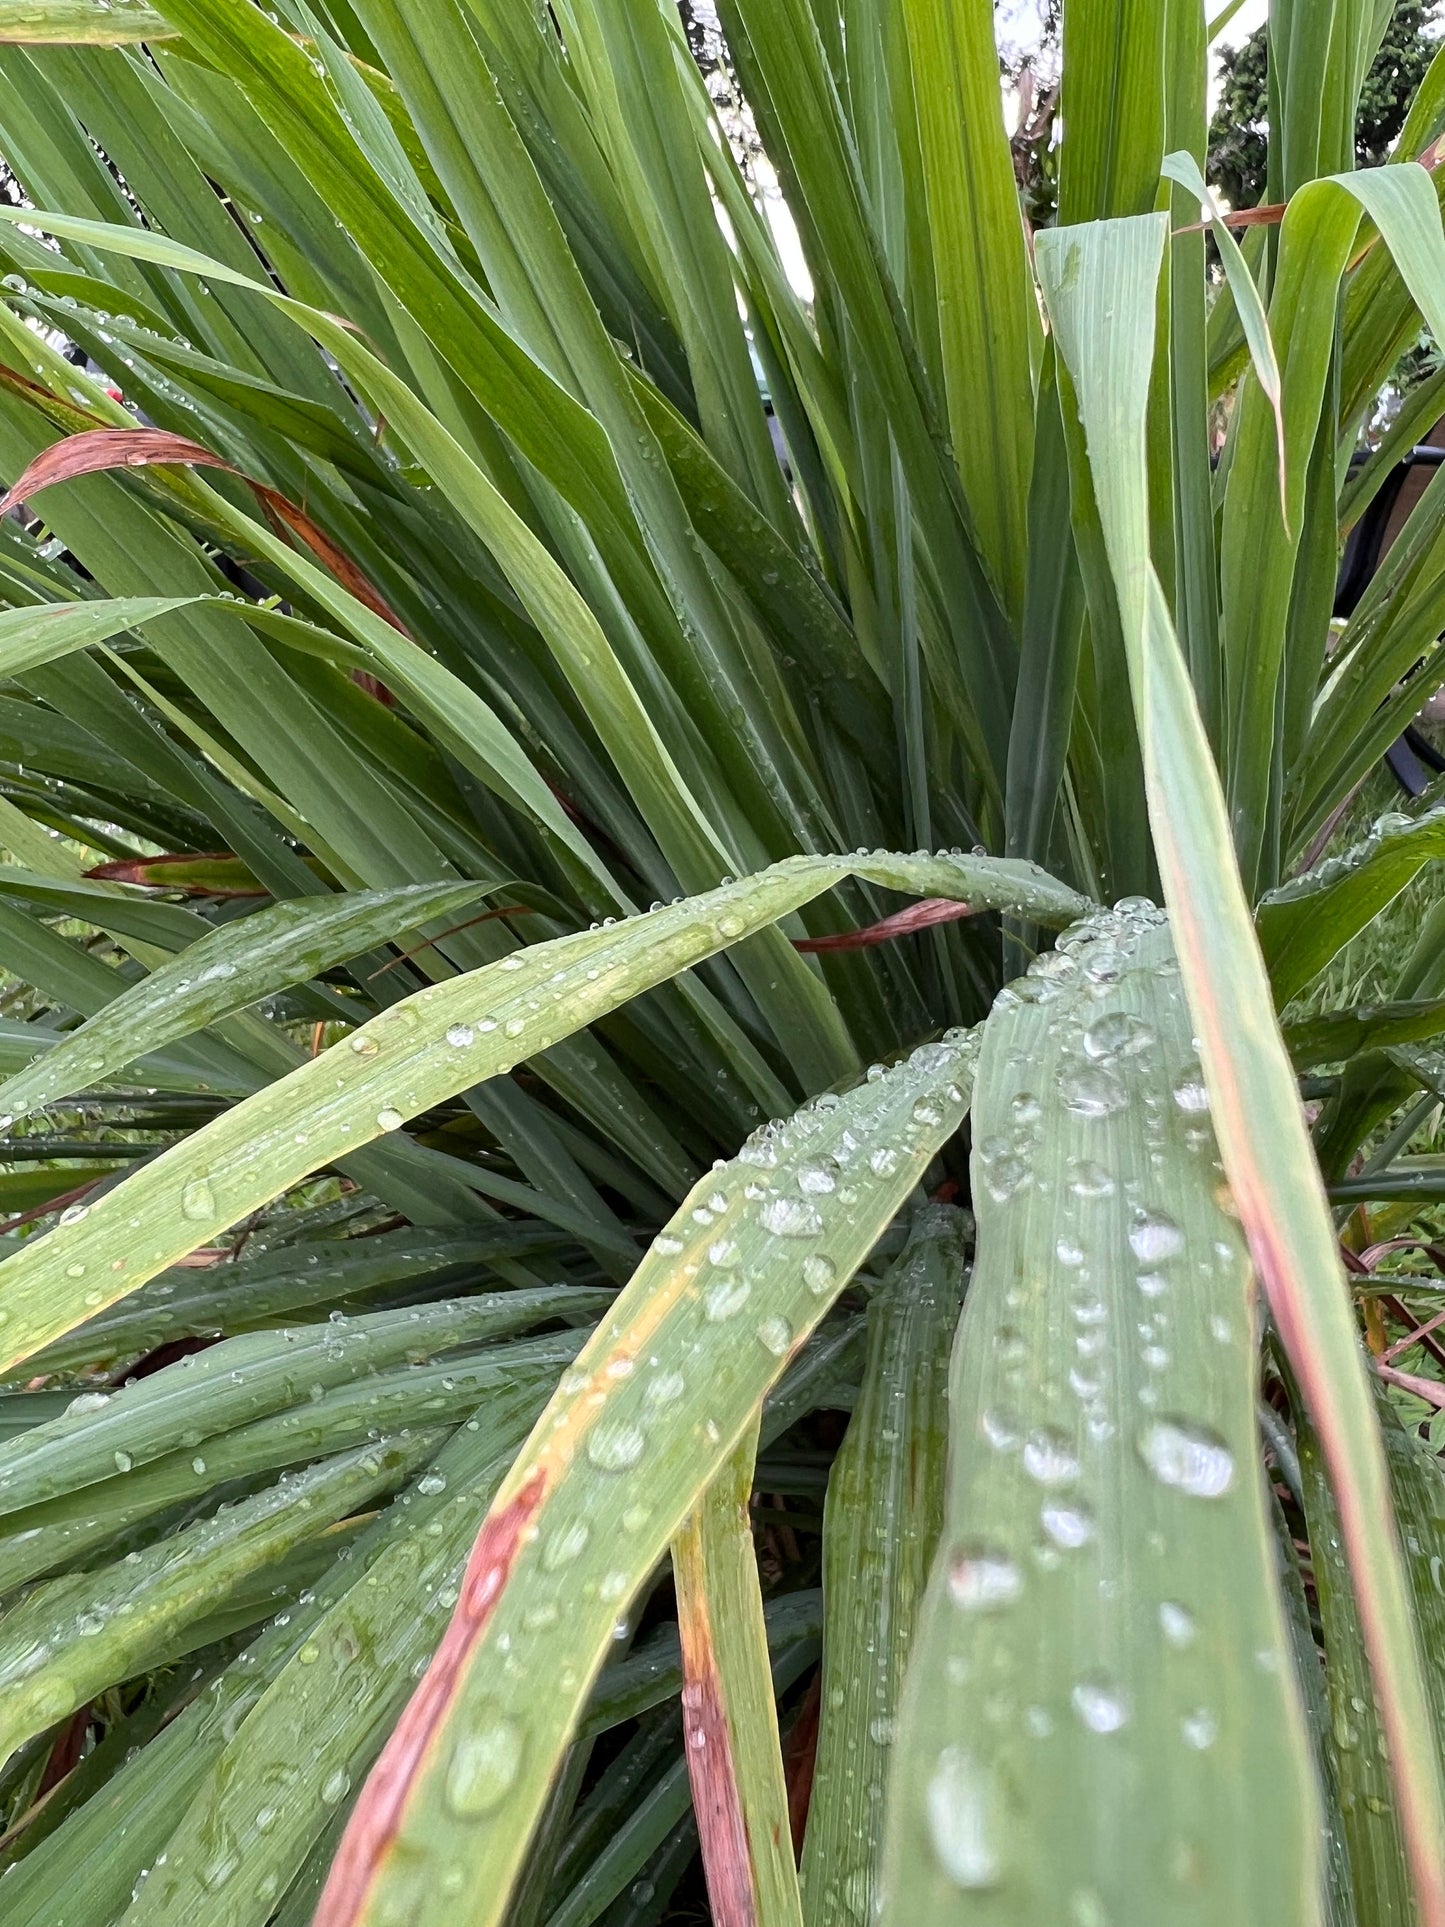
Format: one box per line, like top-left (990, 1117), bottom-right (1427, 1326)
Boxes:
top-left (1037, 206), bottom-right (1445, 1926)
top-left (310, 1025), bottom-right (980, 1927)
top-left (0, 850), bottom-right (1085, 1374)
top-left (0, 880), bottom-right (499, 1120)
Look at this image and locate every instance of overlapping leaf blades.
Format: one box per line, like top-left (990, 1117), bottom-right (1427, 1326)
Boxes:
top-left (0, 0), bottom-right (1442, 1921)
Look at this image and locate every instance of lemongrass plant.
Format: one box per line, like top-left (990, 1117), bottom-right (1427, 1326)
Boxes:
top-left (0, 0), bottom-right (1440, 1921)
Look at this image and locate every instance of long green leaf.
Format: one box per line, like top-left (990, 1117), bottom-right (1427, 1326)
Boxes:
top-left (800, 1203), bottom-right (965, 1927)
top-left (0, 1435), bottom-right (430, 1767)
top-left (899, 0), bottom-right (1036, 619)
top-left (0, 881), bottom-right (497, 1120)
top-left (672, 1421), bottom-right (803, 1927)
top-left (310, 1024), bottom-right (980, 1927)
top-left (0, 1292), bottom-right (602, 1513)
top-left (1258, 803), bottom-right (1445, 1007)
top-left (1038, 205), bottom-right (1445, 1926)
top-left (0, 1), bottom-right (174, 44)
top-left (881, 912), bottom-right (1317, 1923)
top-left (0, 849), bottom-right (1086, 1372)
top-left (114, 1401), bottom-right (542, 1927)
top-left (0, 1337), bottom-right (578, 1595)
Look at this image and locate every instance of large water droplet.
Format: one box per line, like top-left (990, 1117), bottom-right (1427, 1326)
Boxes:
top-left (444, 1712), bottom-right (524, 1816)
top-left (1059, 1066), bottom-right (1128, 1119)
top-left (1067, 1159), bottom-right (1116, 1199)
top-left (181, 1179), bottom-right (214, 1221)
top-left (1071, 1675), bottom-right (1129, 1733)
top-left (587, 1420), bottom-right (647, 1472)
top-left (1041, 1499), bottom-right (1094, 1548)
top-left (1172, 1071), bottom-right (1210, 1113)
top-left (1138, 1420), bottom-right (1234, 1497)
top-left (980, 1407), bottom-right (1022, 1451)
top-left (542, 1520), bottom-right (590, 1568)
top-left (756, 1315), bottom-right (791, 1357)
top-left (925, 1746), bottom-right (1002, 1889)
top-left (1022, 1428), bottom-right (1080, 1487)
top-left (1082, 1013), bottom-right (1153, 1061)
top-left (705, 1278), bottom-right (751, 1322)
top-left (802, 1253), bottom-right (837, 1294)
top-left (1158, 1599), bottom-right (1196, 1647)
top-left (981, 1153), bottom-right (1029, 1204)
top-left (1129, 1210), bottom-right (1184, 1263)
top-left (758, 1195), bottom-right (823, 1238)
top-left (947, 1544), bottom-right (1022, 1611)
top-left (797, 1161), bottom-right (837, 1195)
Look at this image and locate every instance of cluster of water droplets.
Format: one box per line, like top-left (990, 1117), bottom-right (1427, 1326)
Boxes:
top-left (1263, 803), bottom-right (1428, 903)
top-left (911, 906), bottom-right (1256, 1897)
top-left (406, 1032), bottom-right (982, 1855)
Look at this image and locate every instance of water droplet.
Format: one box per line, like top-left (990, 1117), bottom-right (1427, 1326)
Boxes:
top-left (925, 1746), bottom-right (1002, 1889)
top-left (1158, 1599), bottom-right (1196, 1647)
top-left (756, 1315), bottom-right (791, 1356)
top-left (1059, 1066), bottom-right (1128, 1119)
top-left (444, 1713), bottom-right (523, 1815)
top-left (1067, 1159), bottom-right (1116, 1199)
top-left (445, 1023), bottom-right (474, 1048)
top-left (1041, 1499), bottom-right (1094, 1548)
top-left (981, 1153), bottom-right (1029, 1204)
top-left (980, 1407), bottom-right (1022, 1451)
top-left (947, 1544), bottom-right (1022, 1611)
top-left (645, 1370), bottom-right (686, 1405)
top-left (1071, 1675), bottom-right (1129, 1733)
top-left (705, 1278), bottom-right (751, 1322)
top-left (797, 1161), bottom-right (837, 1194)
top-left (1022, 1428), bottom-right (1080, 1487)
top-left (113, 1450), bottom-right (133, 1473)
top-left (181, 1179), bottom-right (214, 1221)
top-left (375, 1107), bottom-right (404, 1132)
top-left (1172, 1073), bottom-right (1210, 1113)
top-left (586, 1420), bottom-right (647, 1472)
top-left (759, 1195), bottom-right (822, 1237)
top-left (802, 1252), bottom-right (837, 1294)
top-left (1069, 1888), bottom-right (1111, 1927)
top-left (993, 1324), bottom-right (1027, 1364)
top-left (542, 1520), bottom-right (590, 1568)
top-left (1181, 1707), bottom-right (1217, 1750)
top-left (1129, 1211), bottom-right (1184, 1263)
top-left (1082, 1013), bottom-right (1153, 1060)
top-left (1138, 1420), bottom-right (1234, 1497)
